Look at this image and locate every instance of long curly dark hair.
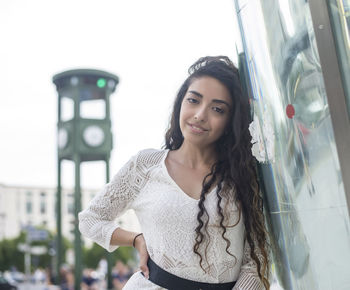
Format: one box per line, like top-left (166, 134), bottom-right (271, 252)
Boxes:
top-left (164, 56), bottom-right (269, 289)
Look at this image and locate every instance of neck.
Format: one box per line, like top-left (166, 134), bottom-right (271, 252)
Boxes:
top-left (172, 141), bottom-right (217, 169)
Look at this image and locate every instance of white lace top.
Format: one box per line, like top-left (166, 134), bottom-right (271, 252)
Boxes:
top-left (79, 149), bottom-right (264, 289)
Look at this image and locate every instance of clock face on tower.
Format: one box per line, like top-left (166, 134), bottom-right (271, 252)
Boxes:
top-left (58, 128), bottom-right (68, 149)
top-left (82, 125), bottom-right (105, 147)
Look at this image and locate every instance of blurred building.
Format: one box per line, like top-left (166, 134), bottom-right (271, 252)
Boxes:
top-left (0, 183), bottom-right (140, 242)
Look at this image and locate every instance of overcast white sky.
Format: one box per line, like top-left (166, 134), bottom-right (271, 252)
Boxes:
top-left (0, 0), bottom-right (241, 189)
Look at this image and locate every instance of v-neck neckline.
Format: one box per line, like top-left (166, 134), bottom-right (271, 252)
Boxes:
top-left (161, 149), bottom-right (217, 202)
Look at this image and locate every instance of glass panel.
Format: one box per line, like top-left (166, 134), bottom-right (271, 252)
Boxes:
top-left (327, 0), bottom-right (350, 117)
top-left (61, 97), bottom-right (74, 121)
top-left (80, 99), bottom-right (106, 119)
top-left (235, 0), bottom-right (350, 289)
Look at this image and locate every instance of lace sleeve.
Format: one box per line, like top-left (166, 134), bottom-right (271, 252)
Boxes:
top-left (233, 238), bottom-right (265, 290)
top-left (78, 153), bottom-right (142, 252)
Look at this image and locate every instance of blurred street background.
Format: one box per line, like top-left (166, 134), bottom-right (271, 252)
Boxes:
top-left (0, 0), bottom-right (240, 289)
top-left (1, 0), bottom-right (350, 289)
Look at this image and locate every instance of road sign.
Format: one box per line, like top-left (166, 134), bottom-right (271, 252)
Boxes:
top-left (18, 243), bottom-right (30, 252)
top-left (28, 229), bottom-right (48, 241)
top-left (22, 225), bottom-right (35, 232)
top-left (17, 244), bottom-right (47, 255)
top-left (30, 246), bottom-right (47, 255)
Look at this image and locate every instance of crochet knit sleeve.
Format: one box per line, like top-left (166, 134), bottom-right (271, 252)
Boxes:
top-left (233, 238), bottom-right (266, 290)
top-left (78, 152), bottom-right (143, 252)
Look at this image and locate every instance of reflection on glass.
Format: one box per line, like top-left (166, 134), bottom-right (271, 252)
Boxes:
top-left (235, 0), bottom-right (350, 289)
top-left (327, 0), bottom-right (350, 117)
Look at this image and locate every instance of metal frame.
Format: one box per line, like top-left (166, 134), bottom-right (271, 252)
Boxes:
top-left (309, 0), bottom-right (350, 216)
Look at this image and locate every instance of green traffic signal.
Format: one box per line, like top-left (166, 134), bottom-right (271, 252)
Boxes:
top-left (96, 78), bottom-right (106, 88)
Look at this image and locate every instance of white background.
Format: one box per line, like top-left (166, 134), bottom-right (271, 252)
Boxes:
top-left (0, 0), bottom-right (240, 189)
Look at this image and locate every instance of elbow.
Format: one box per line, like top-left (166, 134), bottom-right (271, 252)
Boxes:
top-left (77, 210), bottom-right (119, 252)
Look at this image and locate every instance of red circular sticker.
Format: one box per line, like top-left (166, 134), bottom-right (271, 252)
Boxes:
top-left (286, 104), bottom-right (295, 119)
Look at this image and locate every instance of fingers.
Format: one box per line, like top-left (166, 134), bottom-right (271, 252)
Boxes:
top-left (140, 263), bottom-right (149, 279)
top-left (135, 235), bottom-right (150, 279)
top-left (139, 253), bottom-right (150, 279)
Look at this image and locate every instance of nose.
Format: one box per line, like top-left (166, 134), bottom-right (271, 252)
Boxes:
top-left (194, 106), bottom-right (207, 122)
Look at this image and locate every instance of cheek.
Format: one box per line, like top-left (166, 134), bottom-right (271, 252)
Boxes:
top-left (212, 117), bottom-right (229, 135)
top-left (179, 103), bottom-right (191, 122)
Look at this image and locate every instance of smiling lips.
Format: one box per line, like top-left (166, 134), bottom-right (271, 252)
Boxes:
top-left (188, 123), bottom-right (208, 134)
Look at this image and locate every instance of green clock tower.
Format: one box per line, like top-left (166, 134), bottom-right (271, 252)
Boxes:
top-left (53, 69), bottom-right (119, 290)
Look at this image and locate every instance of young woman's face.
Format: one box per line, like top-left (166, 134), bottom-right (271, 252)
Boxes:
top-left (179, 76), bottom-right (232, 148)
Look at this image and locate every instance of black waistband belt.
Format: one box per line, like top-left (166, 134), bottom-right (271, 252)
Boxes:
top-left (142, 257), bottom-right (236, 290)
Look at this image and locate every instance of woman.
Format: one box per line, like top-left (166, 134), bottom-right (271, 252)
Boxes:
top-left (79, 56), bottom-right (270, 289)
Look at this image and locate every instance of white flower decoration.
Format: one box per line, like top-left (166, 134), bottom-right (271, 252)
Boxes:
top-left (248, 111), bottom-right (275, 163)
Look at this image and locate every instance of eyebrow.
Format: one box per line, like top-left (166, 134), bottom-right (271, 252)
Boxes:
top-left (188, 90), bottom-right (231, 108)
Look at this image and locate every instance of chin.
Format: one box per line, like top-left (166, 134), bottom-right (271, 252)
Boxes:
top-left (183, 135), bottom-right (213, 148)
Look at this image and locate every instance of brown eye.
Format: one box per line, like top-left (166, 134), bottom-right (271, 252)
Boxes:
top-left (213, 107), bottom-right (225, 114)
top-left (187, 98), bottom-right (199, 104)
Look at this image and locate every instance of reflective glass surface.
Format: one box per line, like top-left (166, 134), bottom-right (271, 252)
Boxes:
top-left (235, 0), bottom-right (350, 289)
top-left (327, 0), bottom-right (350, 117)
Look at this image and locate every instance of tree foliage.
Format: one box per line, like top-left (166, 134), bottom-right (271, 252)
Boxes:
top-left (0, 229), bottom-right (71, 272)
top-left (0, 229), bottom-right (135, 273)
top-left (0, 231), bottom-right (26, 272)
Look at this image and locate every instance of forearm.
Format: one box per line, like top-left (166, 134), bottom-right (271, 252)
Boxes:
top-left (110, 227), bottom-right (140, 247)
